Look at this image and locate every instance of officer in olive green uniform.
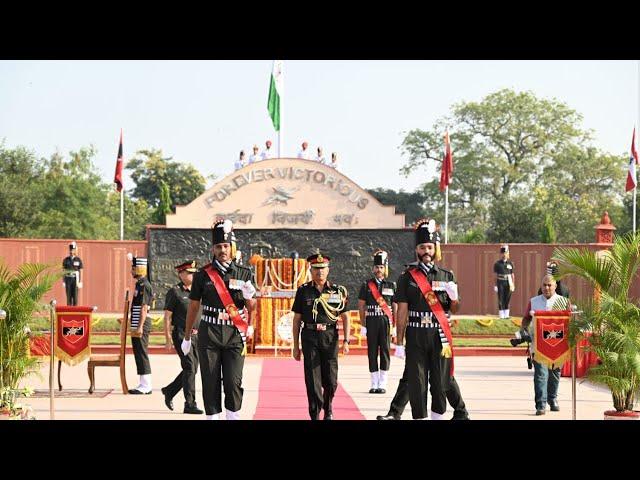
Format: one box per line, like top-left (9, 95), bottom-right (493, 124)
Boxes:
top-left (292, 254), bottom-right (350, 420)
top-left (183, 220), bottom-right (257, 420)
top-left (358, 249), bottom-right (396, 394)
top-left (161, 260), bottom-right (203, 414)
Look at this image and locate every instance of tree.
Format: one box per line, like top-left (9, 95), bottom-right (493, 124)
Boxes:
top-left (126, 149), bottom-right (206, 209)
top-left (0, 144), bottom-right (44, 238)
top-left (153, 181), bottom-right (172, 225)
top-left (400, 88), bottom-right (625, 242)
top-left (366, 188), bottom-right (428, 226)
top-left (32, 147), bottom-right (115, 239)
top-left (104, 192), bottom-right (154, 240)
top-left (541, 213), bottom-right (557, 243)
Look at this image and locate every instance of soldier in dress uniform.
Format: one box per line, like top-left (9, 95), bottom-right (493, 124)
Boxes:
top-left (391, 218), bottom-right (466, 420)
top-left (161, 260), bottom-right (204, 414)
top-left (358, 250), bottom-right (397, 394)
top-left (128, 254), bottom-right (154, 394)
top-left (292, 254), bottom-right (350, 420)
top-left (494, 245), bottom-right (515, 318)
top-left (62, 241), bottom-right (83, 306)
top-left (248, 144), bottom-right (261, 164)
top-left (182, 219), bottom-right (257, 420)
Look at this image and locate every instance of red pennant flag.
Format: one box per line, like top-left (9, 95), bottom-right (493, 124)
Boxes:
top-left (439, 130), bottom-right (453, 192)
top-left (114, 129), bottom-right (124, 192)
top-left (626, 127), bottom-right (638, 192)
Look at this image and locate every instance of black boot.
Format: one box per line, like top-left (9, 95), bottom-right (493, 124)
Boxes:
top-left (183, 403), bottom-right (204, 414)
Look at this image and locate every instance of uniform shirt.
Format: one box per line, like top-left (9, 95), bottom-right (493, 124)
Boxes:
top-left (358, 277), bottom-right (396, 320)
top-left (131, 276), bottom-right (153, 330)
top-left (260, 149), bottom-right (274, 160)
top-left (234, 160), bottom-right (246, 170)
top-left (494, 259), bottom-right (514, 279)
top-left (292, 281), bottom-right (348, 324)
top-left (329, 161), bottom-right (338, 169)
top-left (164, 282), bottom-right (191, 331)
top-left (315, 155), bottom-right (326, 164)
top-left (395, 263), bottom-right (456, 315)
top-left (189, 262), bottom-right (254, 311)
top-left (62, 255), bottom-right (83, 277)
top-left (248, 153), bottom-right (260, 164)
top-left (297, 149), bottom-right (310, 160)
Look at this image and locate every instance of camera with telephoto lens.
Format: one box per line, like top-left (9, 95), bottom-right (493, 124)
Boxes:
top-left (510, 329), bottom-right (531, 347)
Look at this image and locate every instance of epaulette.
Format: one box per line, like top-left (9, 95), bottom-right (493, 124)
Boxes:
top-left (303, 280), bottom-right (313, 287)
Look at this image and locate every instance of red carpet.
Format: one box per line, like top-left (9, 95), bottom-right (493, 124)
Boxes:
top-left (253, 358), bottom-right (365, 420)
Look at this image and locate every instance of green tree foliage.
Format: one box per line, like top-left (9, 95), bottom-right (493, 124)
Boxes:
top-left (400, 89), bottom-right (627, 242)
top-left (541, 213), bottom-right (557, 244)
top-left (154, 181), bottom-right (172, 225)
top-left (0, 144), bottom-right (44, 237)
top-left (126, 149), bottom-right (205, 209)
top-left (366, 188), bottom-right (428, 226)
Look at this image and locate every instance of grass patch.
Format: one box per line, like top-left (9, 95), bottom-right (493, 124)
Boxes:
top-left (454, 337), bottom-right (519, 347)
top-left (451, 318), bottom-right (522, 335)
top-left (91, 335), bottom-right (168, 346)
top-left (28, 313), bottom-right (167, 333)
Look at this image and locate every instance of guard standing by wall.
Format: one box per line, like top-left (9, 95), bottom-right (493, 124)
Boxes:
top-left (128, 254), bottom-right (154, 394)
top-left (358, 249), bottom-right (396, 394)
top-left (183, 220), bottom-right (257, 420)
top-left (62, 241), bottom-right (83, 306)
top-left (494, 245), bottom-right (515, 318)
top-left (161, 260), bottom-right (203, 414)
top-left (292, 254), bottom-right (350, 420)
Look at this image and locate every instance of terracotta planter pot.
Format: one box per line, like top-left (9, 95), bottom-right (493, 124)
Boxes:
top-left (604, 410), bottom-right (640, 420)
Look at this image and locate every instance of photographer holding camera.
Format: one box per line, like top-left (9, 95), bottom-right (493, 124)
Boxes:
top-left (520, 274), bottom-right (570, 416)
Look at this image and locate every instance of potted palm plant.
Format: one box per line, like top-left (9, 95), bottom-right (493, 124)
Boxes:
top-left (554, 232), bottom-right (640, 419)
top-left (0, 260), bottom-right (59, 419)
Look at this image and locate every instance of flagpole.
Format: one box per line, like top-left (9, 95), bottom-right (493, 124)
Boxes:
top-left (120, 188), bottom-right (124, 241)
top-left (279, 62), bottom-right (283, 158)
top-left (445, 185), bottom-right (449, 244)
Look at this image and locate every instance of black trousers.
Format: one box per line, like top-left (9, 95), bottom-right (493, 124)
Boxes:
top-left (301, 327), bottom-right (339, 419)
top-left (406, 327), bottom-right (446, 418)
top-left (131, 325), bottom-right (151, 375)
top-left (387, 358), bottom-right (468, 418)
top-left (497, 280), bottom-right (512, 310)
top-left (366, 316), bottom-right (390, 372)
top-left (64, 275), bottom-right (78, 306)
top-left (198, 323), bottom-right (244, 416)
top-left (164, 328), bottom-right (199, 406)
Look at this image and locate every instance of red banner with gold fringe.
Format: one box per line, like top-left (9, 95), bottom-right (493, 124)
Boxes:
top-left (534, 309), bottom-right (571, 369)
top-left (55, 306), bottom-right (93, 365)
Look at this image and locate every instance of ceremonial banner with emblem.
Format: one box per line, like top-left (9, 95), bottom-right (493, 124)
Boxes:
top-left (55, 306), bottom-right (93, 366)
top-left (533, 309), bottom-right (571, 369)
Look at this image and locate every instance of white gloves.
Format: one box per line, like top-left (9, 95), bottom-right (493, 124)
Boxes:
top-left (241, 280), bottom-right (256, 300)
top-left (444, 281), bottom-right (459, 301)
top-left (494, 285), bottom-right (498, 293)
top-left (246, 325), bottom-right (254, 338)
top-left (391, 326), bottom-right (397, 337)
top-left (394, 345), bottom-right (405, 359)
top-left (78, 282), bottom-right (83, 288)
top-left (181, 338), bottom-right (191, 355)
top-left (360, 326), bottom-right (367, 336)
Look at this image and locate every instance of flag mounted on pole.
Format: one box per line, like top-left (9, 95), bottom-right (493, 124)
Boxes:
top-left (626, 127), bottom-right (638, 192)
top-left (439, 130), bottom-right (453, 192)
top-left (114, 129), bottom-right (124, 192)
top-left (267, 60), bottom-right (283, 132)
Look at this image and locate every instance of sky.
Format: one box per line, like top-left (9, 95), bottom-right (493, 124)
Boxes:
top-left (0, 60), bottom-right (638, 194)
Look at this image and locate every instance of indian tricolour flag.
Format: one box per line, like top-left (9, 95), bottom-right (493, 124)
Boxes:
top-left (267, 60), bottom-right (283, 131)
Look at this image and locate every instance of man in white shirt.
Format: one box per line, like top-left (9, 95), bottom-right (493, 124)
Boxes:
top-left (297, 141), bottom-right (310, 160)
top-left (234, 151), bottom-right (246, 170)
top-left (248, 145), bottom-right (260, 164)
top-left (261, 140), bottom-right (274, 160)
top-left (330, 152), bottom-right (339, 169)
top-left (315, 146), bottom-right (326, 164)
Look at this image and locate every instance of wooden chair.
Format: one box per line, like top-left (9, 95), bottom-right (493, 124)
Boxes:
top-left (88, 291), bottom-right (129, 394)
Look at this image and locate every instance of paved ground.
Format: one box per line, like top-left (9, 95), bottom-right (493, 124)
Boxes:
top-left (21, 353), bottom-right (614, 420)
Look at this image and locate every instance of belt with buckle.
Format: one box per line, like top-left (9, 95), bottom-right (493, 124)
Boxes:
top-left (497, 274), bottom-right (510, 280)
top-left (304, 323), bottom-right (336, 331)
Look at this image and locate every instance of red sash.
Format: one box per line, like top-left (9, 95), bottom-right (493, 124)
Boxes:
top-left (367, 280), bottom-right (394, 326)
top-left (408, 268), bottom-right (455, 375)
top-left (204, 264), bottom-right (248, 335)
